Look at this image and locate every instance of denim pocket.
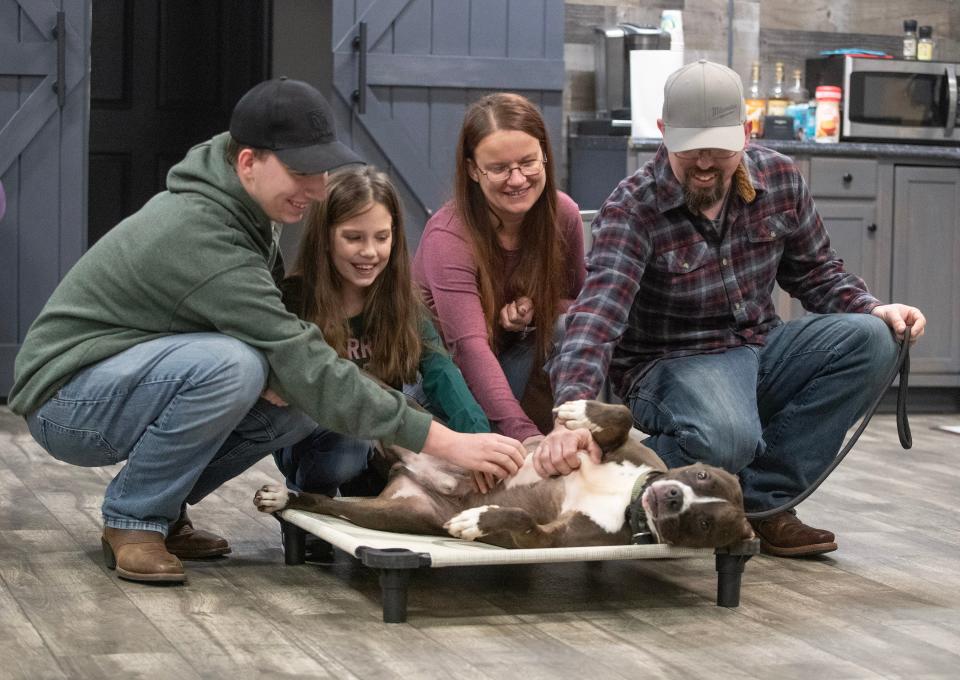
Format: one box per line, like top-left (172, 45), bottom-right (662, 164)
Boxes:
top-left (37, 415), bottom-right (122, 467)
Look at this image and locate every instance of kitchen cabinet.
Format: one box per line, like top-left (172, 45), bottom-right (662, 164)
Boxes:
top-left (804, 157), bottom-right (960, 388)
top-left (891, 166), bottom-right (960, 382)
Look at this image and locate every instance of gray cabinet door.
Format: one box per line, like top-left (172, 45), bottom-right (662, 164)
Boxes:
top-left (329, 0), bottom-right (565, 248)
top-left (776, 199), bottom-right (883, 322)
top-left (893, 166), bottom-right (960, 380)
top-left (815, 199), bottom-right (883, 296)
top-left (0, 0), bottom-right (90, 398)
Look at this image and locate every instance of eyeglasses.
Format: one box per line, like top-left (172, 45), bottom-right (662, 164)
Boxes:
top-left (476, 156), bottom-right (546, 183)
top-left (672, 148), bottom-right (740, 160)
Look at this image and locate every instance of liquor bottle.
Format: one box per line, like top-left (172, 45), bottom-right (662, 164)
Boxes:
top-left (744, 62), bottom-right (766, 138)
top-left (784, 69), bottom-right (810, 140)
top-left (766, 62), bottom-right (789, 117)
top-left (786, 69), bottom-right (808, 104)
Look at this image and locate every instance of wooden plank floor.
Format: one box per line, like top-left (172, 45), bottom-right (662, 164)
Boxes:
top-left (1, 405), bottom-right (958, 679)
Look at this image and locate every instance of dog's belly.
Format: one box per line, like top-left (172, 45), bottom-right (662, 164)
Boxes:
top-left (561, 457), bottom-right (654, 534)
top-left (505, 453), bottom-right (653, 535)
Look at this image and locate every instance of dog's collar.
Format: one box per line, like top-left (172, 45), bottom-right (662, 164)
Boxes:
top-left (625, 471), bottom-right (663, 544)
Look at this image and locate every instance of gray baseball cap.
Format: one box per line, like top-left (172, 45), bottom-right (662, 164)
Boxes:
top-left (661, 59), bottom-right (747, 153)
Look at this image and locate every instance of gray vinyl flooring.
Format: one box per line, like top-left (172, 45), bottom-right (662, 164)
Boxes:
top-left (1, 404), bottom-right (959, 680)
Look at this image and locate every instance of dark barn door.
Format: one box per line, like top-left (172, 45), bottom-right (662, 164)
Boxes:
top-left (329, 0), bottom-right (565, 248)
top-left (0, 0), bottom-right (89, 398)
top-left (87, 0), bottom-right (270, 244)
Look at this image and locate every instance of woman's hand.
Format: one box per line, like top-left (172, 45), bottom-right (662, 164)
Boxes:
top-left (260, 388), bottom-right (288, 407)
top-left (499, 296), bottom-right (534, 332)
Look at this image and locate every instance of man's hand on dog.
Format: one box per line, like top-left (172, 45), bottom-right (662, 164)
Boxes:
top-left (533, 423), bottom-right (602, 478)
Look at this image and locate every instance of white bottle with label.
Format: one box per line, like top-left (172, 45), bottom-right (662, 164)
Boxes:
top-left (814, 86), bottom-right (841, 143)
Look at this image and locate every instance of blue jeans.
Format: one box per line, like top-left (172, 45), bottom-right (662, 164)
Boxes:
top-left (274, 381), bottom-right (427, 495)
top-left (498, 334), bottom-right (537, 401)
top-left (627, 314), bottom-right (897, 512)
top-left (25, 333), bottom-right (317, 535)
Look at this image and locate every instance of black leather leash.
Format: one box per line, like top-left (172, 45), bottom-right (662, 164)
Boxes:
top-left (745, 325), bottom-right (913, 520)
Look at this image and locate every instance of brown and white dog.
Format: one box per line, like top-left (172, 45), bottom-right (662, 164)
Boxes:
top-left (254, 400), bottom-right (754, 550)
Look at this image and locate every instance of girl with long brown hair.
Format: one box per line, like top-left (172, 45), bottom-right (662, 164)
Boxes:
top-left (274, 166), bottom-right (491, 498)
top-left (412, 93), bottom-right (586, 444)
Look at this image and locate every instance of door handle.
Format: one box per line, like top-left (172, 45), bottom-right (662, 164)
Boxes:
top-left (945, 64), bottom-right (957, 138)
top-left (52, 11), bottom-right (65, 108)
top-left (352, 21), bottom-right (367, 115)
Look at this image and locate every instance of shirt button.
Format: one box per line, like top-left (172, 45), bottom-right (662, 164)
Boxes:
top-left (721, 258), bottom-right (728, 266)
top-left (681, 262), bottom-right (689, 269)
top-left (769, 231), bottom-right (776, 237)
top-left (734, 303), bottom-right (742, 310)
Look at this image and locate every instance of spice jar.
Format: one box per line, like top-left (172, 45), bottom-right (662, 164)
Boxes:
top-left (902, 20), bottom-right (918, 60)
top-left (814, 86), bottom-right (841, 143)
top-left (917, 26), bottom-right (934, 61)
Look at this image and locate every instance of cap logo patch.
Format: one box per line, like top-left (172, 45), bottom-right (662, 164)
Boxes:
top-left (711, 104), bottom-right (739, 120)
top-left (308, 109), bottom-right (333, 140)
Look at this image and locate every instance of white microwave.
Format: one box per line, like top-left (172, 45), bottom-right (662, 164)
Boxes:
top-left (806, 56), bottom-right (959, 144)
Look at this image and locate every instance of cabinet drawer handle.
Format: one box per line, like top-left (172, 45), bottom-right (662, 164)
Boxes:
top-left (866, 223), bottom-right (877, 233)
top-left (842, 173), bottom-right (853, 183)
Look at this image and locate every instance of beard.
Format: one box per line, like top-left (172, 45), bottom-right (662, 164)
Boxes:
top-left (682, 167), bottom-right (726, 214)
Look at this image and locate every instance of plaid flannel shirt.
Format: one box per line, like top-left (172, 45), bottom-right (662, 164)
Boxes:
top-left (548, 144), bottom-right (880, 405)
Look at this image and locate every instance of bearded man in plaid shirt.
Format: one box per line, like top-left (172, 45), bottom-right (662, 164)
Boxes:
top-left (537, 60), bottom-right (926, 557)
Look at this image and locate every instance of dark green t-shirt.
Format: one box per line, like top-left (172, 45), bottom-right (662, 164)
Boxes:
top-left (281, 276), bottom-right (490, 434)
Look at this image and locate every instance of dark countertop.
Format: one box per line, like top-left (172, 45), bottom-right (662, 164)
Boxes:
top-left (625, 136), bottom-right (960, 162)
top-left (578, 134), bottom-right (960, 161)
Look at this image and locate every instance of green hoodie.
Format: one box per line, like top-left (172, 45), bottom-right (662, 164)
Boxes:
top-left (9, 133), bottom-right (432, 450)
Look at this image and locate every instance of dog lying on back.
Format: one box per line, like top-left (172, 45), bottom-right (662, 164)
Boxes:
top-left (254, 400), bottom-right (754, 550)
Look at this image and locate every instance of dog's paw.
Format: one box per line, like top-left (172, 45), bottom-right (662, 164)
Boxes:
top-left (444, 505), bottom-right (500, 541)
top-left (253, 483), bottom-right (289, 513)
top-left (553, 400), bottom-right (601, 433)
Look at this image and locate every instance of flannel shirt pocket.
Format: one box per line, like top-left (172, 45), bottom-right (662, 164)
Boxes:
top-left (747, 210), bottom-right (797, 243)
top-left (654, 240), bottom-right (712, 274)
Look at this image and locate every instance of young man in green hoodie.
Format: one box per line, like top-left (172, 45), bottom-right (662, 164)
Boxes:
top-left (8, 78), bottom-right (528, 584)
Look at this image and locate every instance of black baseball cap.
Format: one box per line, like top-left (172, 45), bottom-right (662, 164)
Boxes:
top-left (229, 77), bottom-right (363, 174)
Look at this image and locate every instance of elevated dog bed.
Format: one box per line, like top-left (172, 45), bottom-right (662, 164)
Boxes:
top-left (277, 506), bottom-right (759, 623)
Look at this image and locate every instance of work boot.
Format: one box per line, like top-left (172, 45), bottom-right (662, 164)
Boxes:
top-left (102, 527), bottom-right (185, 583)
top-left (165, 508), bottom-right (231, 559)
top-left (750, 511), bottom-right (837, 557)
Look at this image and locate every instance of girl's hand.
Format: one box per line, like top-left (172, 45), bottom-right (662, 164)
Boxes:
top-left (472, 470), bottom-right (499, 494)
top-left (260, 388), bottom-right (288, 407)
top-left (499, 296), bottom-right (535, 332)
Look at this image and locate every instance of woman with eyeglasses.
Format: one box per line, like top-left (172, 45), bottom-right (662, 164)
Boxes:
top-left (412, 93), bottom-right (585, 447)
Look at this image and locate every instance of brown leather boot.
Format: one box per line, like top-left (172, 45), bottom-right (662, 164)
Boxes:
top-left (102, 527), bottom-right (185, 583)
top-left (165, 508), bottom-right (231, 559)
top-left (750, 511), bottom-right (837, 557)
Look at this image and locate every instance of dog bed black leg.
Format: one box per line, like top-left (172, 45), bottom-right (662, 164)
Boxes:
top-left (280, 518), bottom-right (306, 565)
top-left (715, 553), bottom-right (751, 607)
top-left (379, 568), bottom-right (412, 623)
top-left (356, 547), bottom-right (429, 624)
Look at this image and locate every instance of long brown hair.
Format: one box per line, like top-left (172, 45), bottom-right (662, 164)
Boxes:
top-left (291, 166), bottom-right (421, 386)
top-left (454, 92), bottom-right (566, 364)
